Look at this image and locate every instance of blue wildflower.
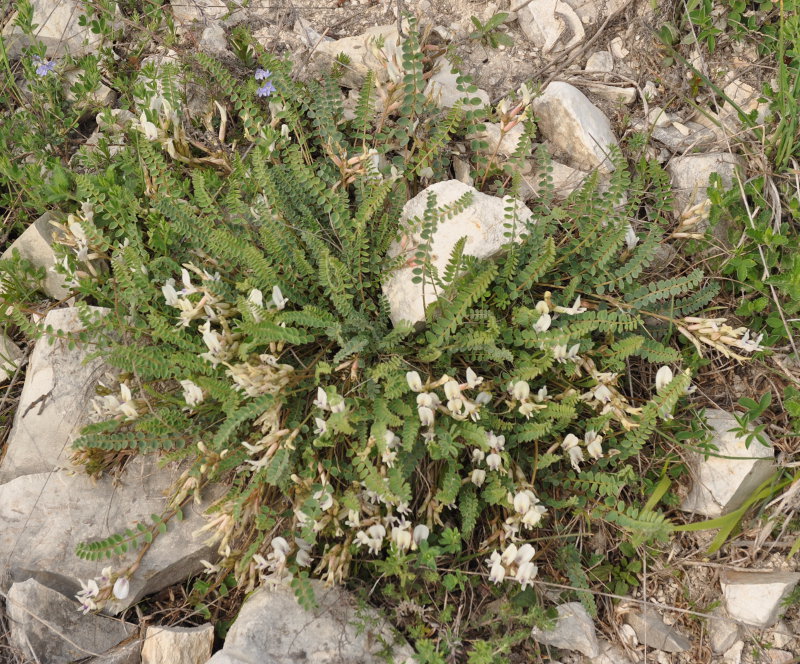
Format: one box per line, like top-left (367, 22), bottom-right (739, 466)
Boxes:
top-left (254, 68), bottom-right (272, 81)
top-left (256, 81), bottom-right (276, 97)
top-left (34, 56), bottom-right (56, 76)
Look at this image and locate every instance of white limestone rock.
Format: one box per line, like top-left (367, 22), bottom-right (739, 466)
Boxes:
top-left (7, 578), bottom-right (136, 664)
top-left (680, 408), bottom-right (775, 517)
top-left (0, 307), bottom-right (110, 482)
top-left (517, 0), bottom-right (585, 54)
top-left (169, 0), bottom-right (229, 28)
top-left (309, 25), bottom-right (403, 89)
top-left (479, 122), bottom-right (527, 158)
top-left (666, 153), bottom-right (743, 218)
top-left (585, 50), bottom-right (613, 72)
top-left (623, 607), bottom-right (690, 653)
top-left (531, 82), bottom-right (618, 172)
top-left (710, 607), bottom-right (741, 654)
top-left (205, 580), bottom-right (414, 663)
top-left (563, 0), bottom-right (628, 25)
top-left (520, 160), bottom-right (588, 201)
top-left (1, 212), bottom-right (70, 300)
top-left (0, 456), bottom-right (218, 613)
top-left (142, 624), bottom-right (214, 664)
top-left (722, 79), bottom-right (769, 128)
top-left (582, 83), bottom-right (636, 105)
top-left (0, 333), bottom-right (22, 383)
top-left (383, 180), bottom-right (533, 327)
top-left (721, 570), bottom-right (800, 628)
top-left (425, 59), bottom-right (490, 109)
top-left (723, 640), bottom-right (744, 664)
top-left (87, 641), bottom-right (144, 664)
top-left (1, 0), bottom-right (113, 58)
top-left (530, 602), bottom-right (600, 658)
top-left (199, 24), bottom-right (228, 54)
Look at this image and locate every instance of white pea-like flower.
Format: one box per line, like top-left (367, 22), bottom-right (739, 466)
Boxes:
top-left (513, 491), bottom-right (532, 515)
top-left (561, 433), bottom-right (580, 450)
top-left (112, 577), bottom-right (130, 600)
top-left (413, 524), bottom-right (429, 546)
top-left (471, 469), bottom-right (487, 486)
top-left (314, 417), bottom-right (327, 436)
top-left (162, 280), bottom-right (179, 306)
top-left (472, 448), bottom-right (485, 464)
top-left (585, 430), bottom-right (603, 460)
top-left (567, 445), bottom-right (584, 471)
top-left (391, 526), bottom-right (412, 551)
top-left (475, 391), bottom-right (492, 405)
top-left (180, 379), bottom-right (204, 408)
top-left (511, 380), bottom-right (530, 401)
top-left (271, 285), bottom-right (287, 310)
top-left (500, 543), bottom-right (518, 566)
top-left (655, 366), bottom-right (674, 394)
top-left (487, 431), bottom-right (505, 451)
top-left (314, 387), bottom-right (329, 410)
top-left (406, 371), bottom-right (423, 392)
top-left (486, 452), bottom-right (502, 471)
top-left (515, 561), bottom-right (538, 589)
top-left (465, 367), bottom-right (483, 388)
top-left (444, 380), bottom-right (461, 401)
top-left (418, 406), bottom-right (435, 427)
top-left (521, 504), bottom-right (547, 528)
top-left (533, 313), bottom-right (551, 333)
top-left (514, 543), bottom-right (535, 566)
top-left (488, 556), bottom-right (505, 584)
top-left (271, 537), bottom-right (291, 560)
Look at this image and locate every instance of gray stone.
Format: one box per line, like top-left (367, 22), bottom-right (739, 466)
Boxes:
top-left (425, 59), bottom-right (490, 109)
top-left (632, 119), bottom-right (720, 151)
top-left (141, 624), bottom-right (213, 664)
top-left (383, 180), bottom-right (533, 327)
top-left (1, 0), bottom-right (112, 58)
top-left (564, 0), bottom-right (628, 25)
top-left (199, 24), bottom-right (227, 53)
top-left (530, 602), bottom-right (600, 658)
top-left (585, 51), bottom-right (613, 72)
top-left (623, 607), bottom-right (690, 653)
top-left (0, 333), bottom-right (22, 383)
top-left (206, 580), bottom-right (414, 664)
top-left (666, 153), bottom-right (743, 218)
top-left (169, 0), bottom-right (230, 28)
top-left (723, 640), bottom-right (744, 664)
top-left (517, 0), bottom-right (584, 54)
top-left (479, 122), bottom-right (527, 158)
top-left (309, 25), bottom-right (403, 89)
top-left (680, 409), bottom-right (775, 517)
top-left (722, 79), bottom-right (769, 128)
top-left (0, 457), bottom-right (218, 613)
top-left (721, 570), bottom-right (800, 628)
top-left (88, 640), bottom-right (143, 664)
top-left (0, 307), bottom-right (108, 483)
top-left (1, 212), bottom-right (70, 300)
top-left (531, 82), bottom-right (618, 172)
top-left (521, 160), bottom-right (588, 201)
top-left (7, 578), bottom-right (136, 664)
top-left (710, 607), bottom-right (741, 654)
top-left (582, 83), bottom-right (636, 105)
top-left (592, 639), bottom-right (634, 663)
top-left (770, 620), bottom-right (794, 649)
top-left (765, 650), bottom-right (794, 664)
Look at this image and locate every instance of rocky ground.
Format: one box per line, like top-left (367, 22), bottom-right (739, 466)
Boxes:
top-left (1, 0), bottom-right (799, 662)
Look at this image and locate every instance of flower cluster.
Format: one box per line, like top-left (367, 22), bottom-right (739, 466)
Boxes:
top-left (91, 381), bottom-right (141, 421)
top-left (486, 542), bottom-right (538, 589)
top-left (75, 567), bottom-right (129, 614)
top-left (677, 316), bottom-right (766, 360)
top-left (253, 536), bottom-right (312, 583)
top-left (254, 68), bottom-right (276, 98)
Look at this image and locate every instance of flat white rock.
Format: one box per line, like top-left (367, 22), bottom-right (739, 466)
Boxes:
top-left (623, 607), bottom-right (690, 653)
top-left (518, 0), bottom-right (585, 53)
top-left (666, 153), bottom-right (743, 217)
top-left (563, 0), bottom-right (628, 25)
top-left (530, 602), bottom-right (600, 658)
top-left (205, 580), bottom-right (414, 663)
top-left (0, 457), bottom-right (218, 613)
top-left (0, 307), bottom-right (108, 482)
top-left (721, 570), bottom-right (800, 628)
top-left (383, 180), bottom-right (533, 327)
top-left (1, 0), bottom-right (113, 58)
top-left (1, 212), bottom-right (70, 300)
top-left (425, 59), bottom-right (490, 109)
top-left (7, 578), bottom-right (136, 664)
top-left (709, 607), bottom-right (741, 654)
top-left (142, 624), bottom-right (214, 664)
top-left (0, 332), bottom-right (22, 383)
top-left (680, 408), bottom-right (775, 517)
top-left (531, 82), bottom-right (619, 172)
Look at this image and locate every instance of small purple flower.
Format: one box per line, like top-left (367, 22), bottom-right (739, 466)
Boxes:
top-left (254, 68), bottom-right (272, 81)
top-left (34, 57), bottom-right (56, 76)
top-left (256, 81), bottom-right (276, 98)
